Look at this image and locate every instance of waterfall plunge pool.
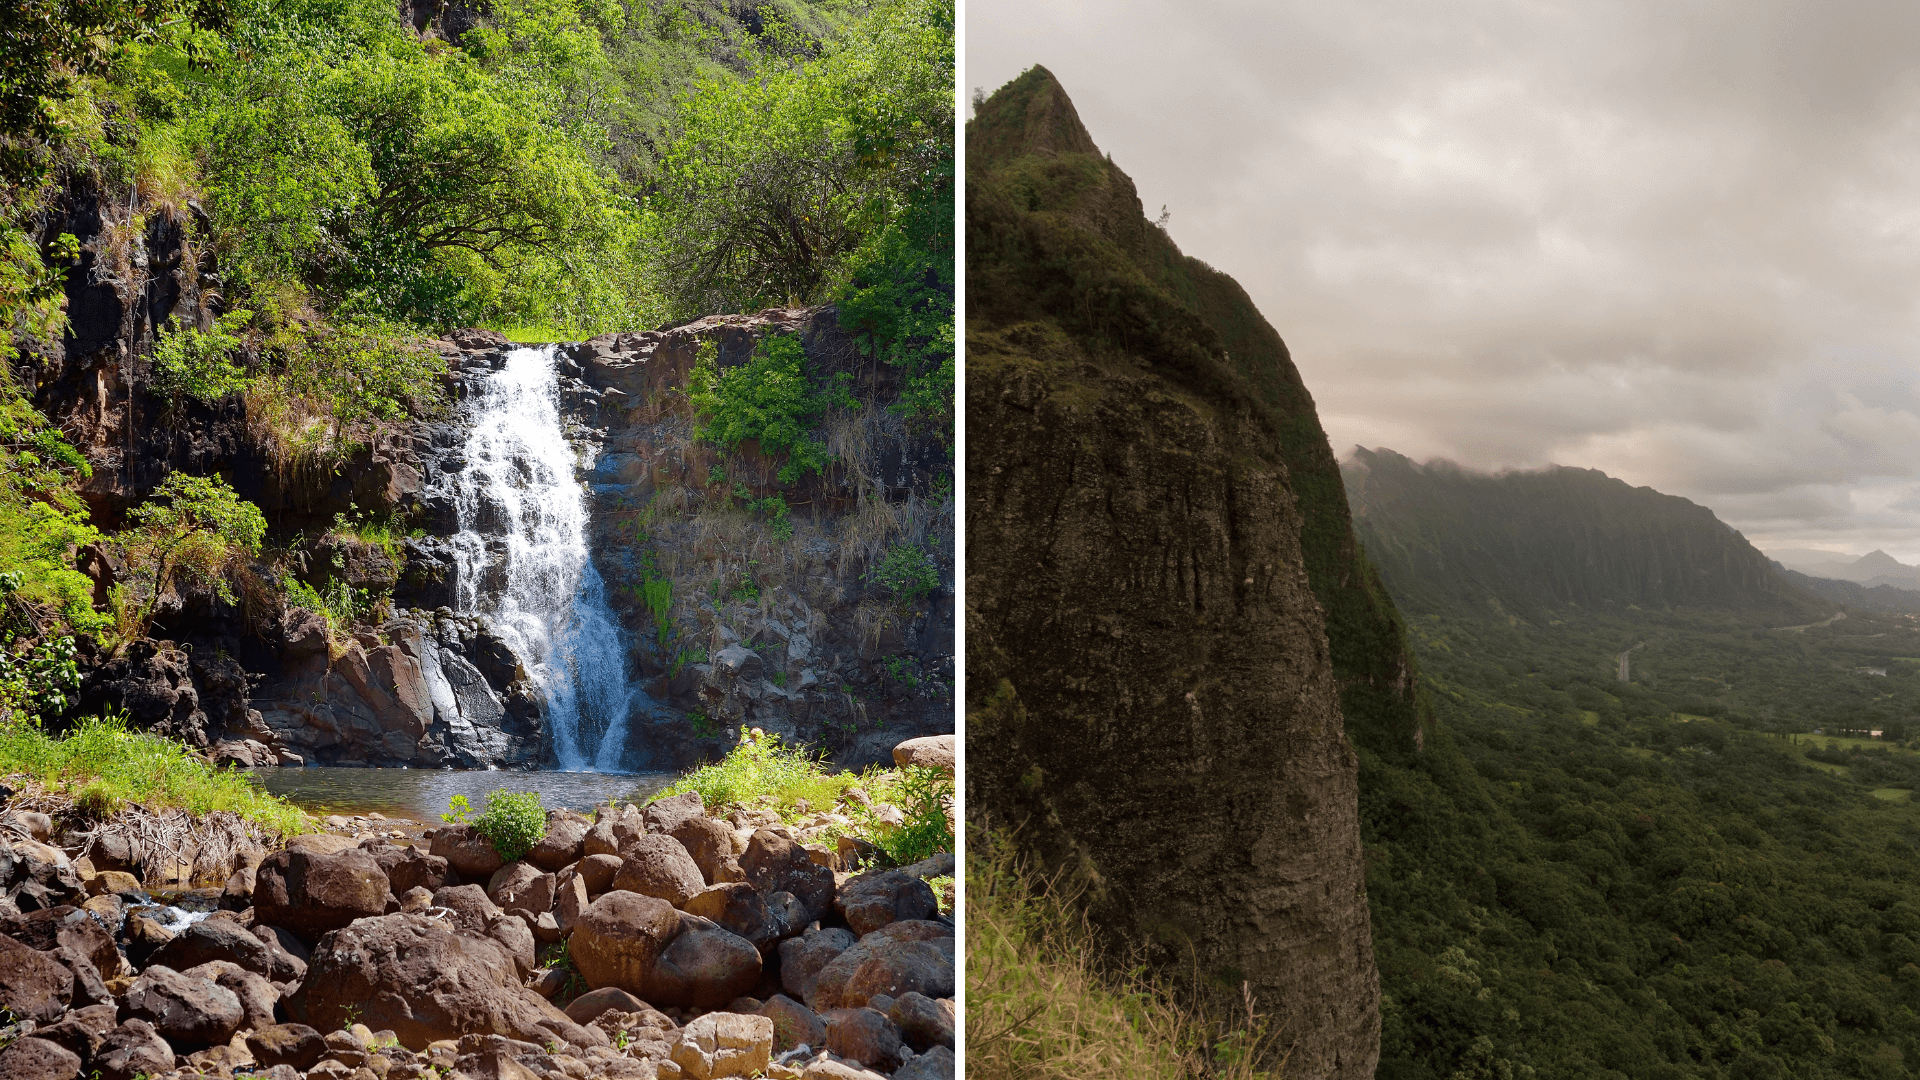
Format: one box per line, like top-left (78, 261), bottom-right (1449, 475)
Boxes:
top-left (244, 767), bottom-right (678, 822)
top-left (246, 348), bottom-right (686, 822)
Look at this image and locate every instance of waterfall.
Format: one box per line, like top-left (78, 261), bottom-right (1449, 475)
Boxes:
top-left (446, 346), bottom-right (636, 771)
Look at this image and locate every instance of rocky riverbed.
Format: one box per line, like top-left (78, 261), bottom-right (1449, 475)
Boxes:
top-left (0, 736), bottom-right (956, 1080)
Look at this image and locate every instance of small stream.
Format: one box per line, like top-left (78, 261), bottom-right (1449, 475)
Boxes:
top-left (246, 767), bottom-right (676, 821)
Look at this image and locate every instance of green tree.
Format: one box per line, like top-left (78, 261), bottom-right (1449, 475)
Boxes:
top-left (119, 473), bottom-right (266, 631)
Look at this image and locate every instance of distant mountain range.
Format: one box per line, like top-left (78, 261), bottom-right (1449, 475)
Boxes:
top-left (1342, 448), bottom-right (1834, 622)
top-left (1767, 547), bottom-right (1920, 590)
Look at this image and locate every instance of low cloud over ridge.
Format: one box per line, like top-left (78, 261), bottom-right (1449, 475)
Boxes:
top-left (969, 0), bottom-right (1920, 560)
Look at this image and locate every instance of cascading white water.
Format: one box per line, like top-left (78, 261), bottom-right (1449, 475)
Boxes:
top-left (447, 346), bottom-right (635, 771)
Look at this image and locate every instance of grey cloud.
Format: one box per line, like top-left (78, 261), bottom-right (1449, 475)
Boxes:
top-left (969, 0), bottom-right (1920, 559)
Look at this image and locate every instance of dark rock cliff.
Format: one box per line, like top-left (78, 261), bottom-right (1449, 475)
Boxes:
top-left (967, 67), bottom-right (1399, 1078)
top-left (1343, 448), bottom-right (1835, 622)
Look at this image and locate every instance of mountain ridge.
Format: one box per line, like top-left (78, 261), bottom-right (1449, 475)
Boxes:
top-left (1343, 448), bottom-right (1834, 622)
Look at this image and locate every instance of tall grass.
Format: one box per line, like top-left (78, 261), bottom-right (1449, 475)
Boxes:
top-left (655, 727), bottom-right (867, 817)
top-left (0, 713), bottom-right (310, 835)
top-left (969, 832), bottom-right (1287, 1080)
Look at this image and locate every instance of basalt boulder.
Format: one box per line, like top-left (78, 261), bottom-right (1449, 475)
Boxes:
top-left (253, 848), bottom-right (390, 943)
top-left (286, 912), bottom-right (603, 1051)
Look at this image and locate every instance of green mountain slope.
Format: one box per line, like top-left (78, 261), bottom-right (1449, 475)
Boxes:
top-left (1343, 448), bottom-right (1832, 623)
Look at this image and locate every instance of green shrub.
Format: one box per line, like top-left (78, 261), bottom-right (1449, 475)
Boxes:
top-left (868, 764), bottom-right (950, 866)
top-left (867, 541), bottom-right (938, 606)
top-left (153, 309), bottom-right (255, 406)
top-left (0, 630), bottom-right (80, 729)
top-left (460, 788), bottom-right (546, 863)
top-left (657, 727), bottom-right (865, 817)
top-left (688, 335), bottom-right (853, 484)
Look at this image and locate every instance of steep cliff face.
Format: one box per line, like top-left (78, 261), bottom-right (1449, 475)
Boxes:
top-left (967, 68), bottom-right (1390, 1078)
top-left (1343, 448), bottom-right (1834, 622)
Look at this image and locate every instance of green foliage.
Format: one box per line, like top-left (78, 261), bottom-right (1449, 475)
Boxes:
top-left (119, 473), bottom-right (267, 631)
top-left (441, 793), bottom-right (473, 824)
top-left (881, 654), bottom-right (919, 687)
top-left (0, 630), bottom-right (79, 729)
top-left (247, 317), bottom-right (448, 468)
top-left (752, 494), bottom-right (794, 540)
top-left (153, 309), bottom-right (255, 406)
top-left (283, 574), bottom-right (373, 637)
top-left (644, 0), bottom-right (952, 320)
top-left (639, 558), bottom-right (673, 646)
top-left (689, 335), bottom-right (851, 484)
top-left (867, 764), bottom-right (950, 866)
top-left (867, 541), bottom-right (937, 607)
top-left (472, 788), bottom-right (546, 863)
top-left (0, 711), bottom-right (310, 834)
top-left (658, 726), bottom-right (863, 818)
top-left (0, 0), bottom-right (221, 184)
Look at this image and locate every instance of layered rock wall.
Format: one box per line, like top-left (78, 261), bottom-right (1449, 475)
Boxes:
top-left (967, 67), bottom-right (1383, 1078)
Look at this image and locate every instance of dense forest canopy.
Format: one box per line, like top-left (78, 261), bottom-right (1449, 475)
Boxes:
top-left (0, 0), bottom-right (953, 724)
top-left (1356, 470), bottom-right (1920, 1078)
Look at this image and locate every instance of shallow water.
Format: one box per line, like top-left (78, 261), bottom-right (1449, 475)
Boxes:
top-left (245, 767), bottom-right (677, 822)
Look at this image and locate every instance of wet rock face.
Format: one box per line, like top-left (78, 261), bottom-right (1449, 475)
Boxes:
top-left (967, 312), bottom-right (1379, 1079)
top-left (253, 610), bottom-right (545, 768)
top-left (965, 69), bottom-right (1380, 1079)
top-left (563, 309), bottom-right (956, 771)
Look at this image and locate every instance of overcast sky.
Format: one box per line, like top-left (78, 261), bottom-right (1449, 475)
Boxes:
top-left (968, 0), bottom-right (1920, 563)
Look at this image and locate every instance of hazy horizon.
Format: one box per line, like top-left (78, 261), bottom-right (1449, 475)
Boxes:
top-left (969, 0), bottom-right (1920, 563)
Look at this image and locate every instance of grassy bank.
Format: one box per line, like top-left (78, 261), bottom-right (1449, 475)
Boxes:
top-left (656, 727), bottom-right (952, 868)
top-left (968, 834), bottom-right (1282, 1080)
top-left (0, 714), bottom-right (311, 836)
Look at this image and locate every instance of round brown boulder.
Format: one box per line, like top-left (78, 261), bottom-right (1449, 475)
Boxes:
top-left (834, 871), bottom-right (938, 937)
top-left (286, 912), bottom-right (603, 1051)
top-left (570, 891), bottom-right (680, 994)
top-left (0, 1036), bottom-right (81, 1080)
top-left (612, 835), bottom-right (705, 909)
top-left (488, 861), bottom-right (552, 913)
top-left (429, 823), bottom-right (505, 878)
top-left (578, 853), bottom-right (623, 896)
top-left (121, 964), bottom-right (246, 1051)
top-left (643, 791), bottom-right (705, 835)
top-left (741, 830), bottom-right (834, 923)
top-left (890, 735), bottom-right (953, 773)
top-left (807, 924), bottom-right (955, 1013)
top-left (670, 816), bottom-right (739, 885)
top-left (0, 932), bottom-right (72, 1022)
top-left (94, 1020), bottom-right (174, 1080)
top-left (253, 848), bottom-right (390, 944)
top-left (648, 915), bottom-right (762, 1008)
top-left (149, 918), bottom-right (277, 979)
top-left (529, 811), bottom-right (590, 872)
top-left (684, 882), bottom-right (779, 956)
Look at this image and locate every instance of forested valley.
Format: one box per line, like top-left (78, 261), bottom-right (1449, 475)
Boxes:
top-left (1351, 452), bottom-right (1920, 1079)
